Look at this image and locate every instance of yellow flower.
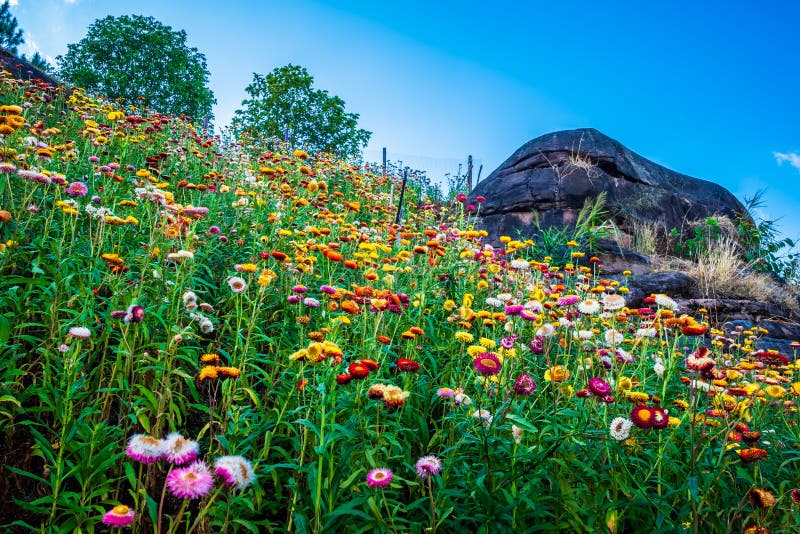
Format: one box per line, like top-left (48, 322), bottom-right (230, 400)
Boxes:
top-left (765, 385), bottom-right (785, 398)
top-left (792, 382), bottom-right (800, 395)
top-left (544, 365), bottom-right (570, 382)
top-left (626, 391), bottom-right (650, 403)
top-left (454, 331), bottom-right (474, 343)
top-left (616, 376), bottom-right (633, 391)
top-left (239, 263), bottom-right (258, 273)
top-left (466, 345), bottom-right (485, 358)
top-left (478, 337), bottom-right (496, 349)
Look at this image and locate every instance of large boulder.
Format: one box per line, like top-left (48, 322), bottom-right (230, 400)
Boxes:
top-left (470, 128), bottom-right (750, 245)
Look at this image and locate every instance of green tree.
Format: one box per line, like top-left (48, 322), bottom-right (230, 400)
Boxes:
top-left (57, 15), bottom-right (215, 120)
top-left (0, 0), bottom-right (24, 54)
top-left (232, 64), bottom-right (371, 158)
top-left (22, 51), bottom-right (54, 75)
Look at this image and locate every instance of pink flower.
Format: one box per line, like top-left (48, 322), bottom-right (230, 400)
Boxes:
top-left (415, 455), bottom-right (442, 479)
top-left (214, 456), bottom-right (256, 489)
top-left (166, 461), bottom-right (214, 499)
top-left (126, 434), bottom-right (165, 464)
top-left (66, 181), bottom-right (88, 197)
top-left (162, 433), bottom-right (199, 465)
top-left (366, 467), bottom-right (393, 488)
top-left (102, 505), bottom-right (135, 527)
top-left (513, 374), bottom-right (536, 395)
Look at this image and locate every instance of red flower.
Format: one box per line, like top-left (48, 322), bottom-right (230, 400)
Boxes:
top-left (377, 335), bottom-right (391, 344)
top-left (737, 448), bottom-right (768, 463)
top-left (396, 358), bottom-right (420, 372)
top-left (336, 374), bottom-right (352, 385)
top-left (630, 405), bottom-right (654, 429)
top-left (361, 359), bottom-right (379, 371)
top-left (348, 362), bottom-right (370, 379)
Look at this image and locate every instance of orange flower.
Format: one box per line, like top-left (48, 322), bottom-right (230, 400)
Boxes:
top-left (544, 365), bottom-right (570, 382)
top-left (340, 299), bottom-right (360, 314)
top-left (325, 249), bottom-right (343, 262)
top-left (737, 448), bottom-right (768, 463)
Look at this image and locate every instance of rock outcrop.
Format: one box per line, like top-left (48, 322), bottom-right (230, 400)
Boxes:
top-left (470, 128), bottom-right (750, 245)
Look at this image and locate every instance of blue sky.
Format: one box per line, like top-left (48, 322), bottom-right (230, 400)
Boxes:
top-left (8, 0), bottom-right (800, 240)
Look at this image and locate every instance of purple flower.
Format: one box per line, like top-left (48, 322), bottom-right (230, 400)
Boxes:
top-left (587, 377), bottom-right (611, 397)
top-left (513, 374), bottom-right (537, 395)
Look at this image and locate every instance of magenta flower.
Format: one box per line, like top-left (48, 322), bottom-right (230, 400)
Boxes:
top-left (366, 467), bottom-right (393, 488)
top-left (166, 461), bottom-right (214, 499)
top-left (415, 455), bottom-right (442, 479)
top-left (214, 456), bottom-right (256, 489)
top-left (102, 505), bottom-right (135, 527)
top-left (125, 434), bottom-right (164, 464)
top-left (587, 377), bottom-right (611, 397)
top-left (473, 352), bottom-right (502, 376)
top-left (513, 374), bottom-right (536, 395)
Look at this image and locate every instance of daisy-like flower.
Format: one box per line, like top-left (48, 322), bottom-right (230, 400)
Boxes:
top-left (124, 304), bottom-right (145, 324)
top-left (790, 488), bottom-right (800, 505)
top-left (199, 317), bottom-right (214, 334)
top-left (653, 294), bottom-right (678, 310)
top-left (366, 467), bottom-right (393, 488)
top-left (65, 181), bottom-right (88, 197)
top-left (228, 276), bottom-right (247, 293)
top-left (415, 455), bottom-right (442, 479)
top-left (587, 377), bottom-right (611, 397)
top-left (630, 405), bottom-right (654, 429)
top-left (126, 434), bottom-right (165, 464)
top-left (162, 433), bottom-right (200, 465)
top-left (748, 487), bottom-right (777, 509)
top-left (737, 448), bottom-right (768, 463)
top-left (472, 409), bottom-right (493, 426)
top-left (513, 374), bottom-right (536, 395)
top-left (166, 461), bottom-right (214, 499)
top-left (102, 504), bottom-right (135, 527)
top-left (381, 385), bottom-right (410, 407)
top-left (604, 329), bottom-right (624, 345)
top-left (609, 417), bottom-right (633, 441)
top-left (578, 299), bottom-right (601, 315)
top-left (511, 424), bottom-right (523, 444)
top-left (544, 365), bottom-right (570, 382)
top-left (68, 326), bottom-right (91, 339)
top-left (602, 294), bottom-right (626, 310)
top-left (474, 352), bottom-right (502, 376)
top-left (214, 456), bottom-right (256, 489)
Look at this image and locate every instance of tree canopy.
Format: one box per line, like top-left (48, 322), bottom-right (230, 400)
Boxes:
top-left (57, 15), bottom-right (215, 121)
top-left (0, 0), bottom-right (24, 55)
top-left (232, 64), bottom-right (371, 158)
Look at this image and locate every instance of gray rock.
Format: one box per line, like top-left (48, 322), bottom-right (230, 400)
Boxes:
top-left (470, 128), bottom-right (750, 245)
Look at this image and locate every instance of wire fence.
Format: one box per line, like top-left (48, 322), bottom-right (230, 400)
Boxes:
top-left (362, 148), bottom-right (485, 198)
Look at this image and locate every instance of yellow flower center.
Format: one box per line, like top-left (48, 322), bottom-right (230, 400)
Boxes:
top-left (112, 505), bottom-right (130, 515)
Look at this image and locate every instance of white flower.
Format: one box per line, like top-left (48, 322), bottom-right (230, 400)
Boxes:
top-left (68, 326), bottom-right (91, 339)
top-left (604, 329), bottom-right (624, 345)
top-left (602, 294), bottom-right (626, 310)
top-left (199, 317), bottom-right (214, 334)
top-left (578, 299), bottom-right (601, 315)
top-left (472, 409), bottom-right (493, 427)
top-left (511, 424), bottom-right (523, 444)
top-left (654, 357), bottom-right (665, 378)
top-left (609, 417), bottom-right (633, 441)
top-left (485, 297), bottom-right (504, 308)
top-left (510, 259), bottom-right (530, 270)
top-left (654, 294), bottom-right (678, 311)
top-left (536, 323), bottom-right (555, 338)
top-left (576, 329), bottom-right (594, 340)
top-left (228, 276), bottom-right (247, 293)
top-left (636, 327), bottom-right (657, 338)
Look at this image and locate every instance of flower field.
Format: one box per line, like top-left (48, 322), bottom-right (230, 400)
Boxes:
top-left (2, 71), bottom-right (800, 534)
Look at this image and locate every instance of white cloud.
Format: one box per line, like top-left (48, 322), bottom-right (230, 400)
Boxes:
top-left (773, 151), bottom-right (800, 172)
top-left (8, 0), bottom-right (19, 6)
